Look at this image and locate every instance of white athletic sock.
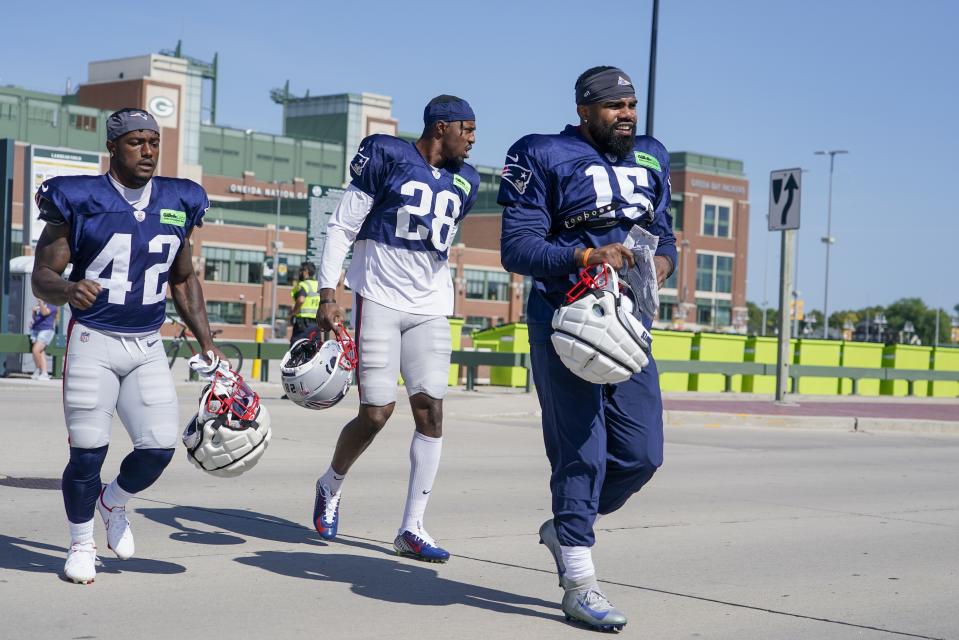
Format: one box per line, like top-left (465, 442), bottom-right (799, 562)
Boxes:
top-left (400, 432), bottom-right (442, 534)
top-left (318, 466), bottom-right (346, 494)
top-left (560, 545), bottom-right (595, 584)
top-left (101, 479), bottom-right (134, 509)
top-left (69, 519), bottom-right (95, 545)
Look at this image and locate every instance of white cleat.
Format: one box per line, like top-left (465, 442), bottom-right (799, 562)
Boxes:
top-left (538, 518), bottom-right (569, 588)
top-left (561, 576), bottom-right (628, 632)
top-left (64, 542), bottom-right (97, 584)
top-left (98, 489), bottom-right (135, 560)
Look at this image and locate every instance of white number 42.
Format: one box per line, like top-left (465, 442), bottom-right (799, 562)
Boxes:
top-left (85, 233), bottom-right (181, 304)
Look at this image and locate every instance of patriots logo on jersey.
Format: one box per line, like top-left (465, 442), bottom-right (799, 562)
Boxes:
top-left (502, 162), bottom-right (532, 195)
top-left (350, 151), bottom-right (370, 177)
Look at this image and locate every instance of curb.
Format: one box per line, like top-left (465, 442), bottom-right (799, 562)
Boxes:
top-left (664, 410), bottom-right (959, 435)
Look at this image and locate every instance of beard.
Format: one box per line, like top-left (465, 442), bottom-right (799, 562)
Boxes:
top-left (444, 155), bottom-right (465, 170)
top-left (587, 119), bottom-right (635, 159)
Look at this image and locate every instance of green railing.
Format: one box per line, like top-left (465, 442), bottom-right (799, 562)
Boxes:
top-left (3, 334), bottom-right (958, 397)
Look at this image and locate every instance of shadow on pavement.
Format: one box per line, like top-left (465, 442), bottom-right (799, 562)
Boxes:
top-left (0, 534), bottom-right (185, 577)
top-left (137, 505), bottom-right (325, 547)
top-left (237, 550), bottom-right (559, 622)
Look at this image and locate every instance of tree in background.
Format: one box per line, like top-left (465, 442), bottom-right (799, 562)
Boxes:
top-left (746, 302), bottom-right (778, 336)
top-left (883, 298), bottom-right (950, 345)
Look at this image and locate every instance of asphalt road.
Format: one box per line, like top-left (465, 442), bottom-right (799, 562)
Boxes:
top-left (1, 379), bottom-right (956, 639)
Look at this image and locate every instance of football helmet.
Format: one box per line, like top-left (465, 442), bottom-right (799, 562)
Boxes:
top-left (551, 264), bottom-right (651, 384)
top-left (182, 369), bottom-right (272, 477)
top-left (280, 324), bottom-right (357, 410)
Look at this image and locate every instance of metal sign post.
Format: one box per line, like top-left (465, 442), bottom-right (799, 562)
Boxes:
top-left (769, 168), bottom-right (802, 402)
top-left (775, 229), bottom-right (795, 401)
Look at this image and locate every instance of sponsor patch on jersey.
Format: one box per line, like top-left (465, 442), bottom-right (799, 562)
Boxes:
top-left (501, 162), bottom-right (533, 195)
top-left (350, 151), bottom-right (370, 176)
top-left (634, 152), bottom-right (662, 172)
top-left (160, 209), bottom-right (186, 227)
top-left (452, 174), bottom-right (472, 196)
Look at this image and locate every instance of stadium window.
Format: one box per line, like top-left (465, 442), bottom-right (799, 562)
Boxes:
top-left (715, 256), bottom-right (733, 294)
top-left (69, 113), bottom-right (97, 132)
top-left (28, 105), bottom-right (57, 126)
top-left (696, 300), bottom-right (713, 325)
top-left (202, 246), bottom-right (265, 284)
top-left (278, 252), bottom-right (306, 285)
top-left (658, 301), bottom-right (675, 321)
top-left (696, 253), bottom-right (714, 292)
top-left (715, 300), bottom-right (732, 326)
top-left (695, 252), bottom-right (734, 294)
top-left (669, 198), bottom-right (684, 231)
top-left (486, 271), bottom-right (510, 301)
top-left (702, 201), bottom-right (731, 238)
top-left (206, 301), bottom-right (245, 325)
top-left (464, 268), bottom-right (510, 301)
top-left (10, 228), bottom-right (23, 258)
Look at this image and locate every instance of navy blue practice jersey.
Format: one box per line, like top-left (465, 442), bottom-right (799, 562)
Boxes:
top-left (498, 125), bottom-right (677, 321)
top-left (36, 175), bottom-right (208, 333)
top-left (350, 134), bottom-right (480, 259)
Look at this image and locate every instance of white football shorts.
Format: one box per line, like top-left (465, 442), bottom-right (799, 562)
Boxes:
top-left (62, 322), bottom-right (179, 449)
top-left (352, 295), bottom-right (451, 406)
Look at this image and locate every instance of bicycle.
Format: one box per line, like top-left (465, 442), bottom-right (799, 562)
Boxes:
top-left (165, 315), bottom-right (244, 373)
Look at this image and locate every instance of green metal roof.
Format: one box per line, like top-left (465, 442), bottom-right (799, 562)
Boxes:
top-left (669, 152), bottom-right (744, 177)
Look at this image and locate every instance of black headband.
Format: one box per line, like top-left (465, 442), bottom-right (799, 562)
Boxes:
top-left (575, 68), bottom-right (636, 105)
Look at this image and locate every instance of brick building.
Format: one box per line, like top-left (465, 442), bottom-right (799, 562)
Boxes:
top-left (1, 46), bottom-right (749, 341)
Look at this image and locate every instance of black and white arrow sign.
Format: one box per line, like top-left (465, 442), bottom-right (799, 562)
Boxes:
top-left (768, 168), bottom-right (802, 231)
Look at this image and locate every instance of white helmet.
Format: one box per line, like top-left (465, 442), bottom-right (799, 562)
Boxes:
top-left (551, 264), bottom-right (651, 384)
top-left (182, 369), bottom-right (272, 477)
top-left (280, 325), bottom-right (357, 410)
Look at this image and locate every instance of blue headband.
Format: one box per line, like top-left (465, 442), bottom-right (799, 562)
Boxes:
top-left (423, 98), bottom-right (475, 125)
top-left (107, 108), bottom-right (160, 141)
top-left (575, 68), bottom-right (636, 105)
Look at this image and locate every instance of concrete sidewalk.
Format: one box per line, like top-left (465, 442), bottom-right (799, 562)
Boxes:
top-left (661, 391), bottom-right (959, 434)
top-left (1, 380), bottom-right (957, 639)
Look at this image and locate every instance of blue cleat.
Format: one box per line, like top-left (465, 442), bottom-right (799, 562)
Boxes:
top-left (561, 576), bottom-right (627, 632)
top-left (393, 529), bottom-right (450, 563)
top-left (313, 480), bottom-right (340, 540)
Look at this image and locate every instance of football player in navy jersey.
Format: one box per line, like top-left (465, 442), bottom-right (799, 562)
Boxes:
top-left (31, 108), bottom-right (225, 584)
top-left (499, 67), bottom-right (677, 629)
top-left (312, 95), bottom-right (478, 562)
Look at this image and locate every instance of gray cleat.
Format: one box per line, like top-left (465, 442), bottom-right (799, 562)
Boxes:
top-left (561, 575), bottom-right (628, 632)
top-left (538, 518), bottom-right (569, 588)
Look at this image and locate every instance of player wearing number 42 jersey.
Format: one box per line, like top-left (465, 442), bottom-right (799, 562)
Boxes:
top-left (31, 108), bottom-right (225, 585)
top-left (313, 95), bottom-right (478, 562)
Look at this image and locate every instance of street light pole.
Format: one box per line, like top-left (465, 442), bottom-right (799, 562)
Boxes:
top-left (815, 149), bottom-right (848, 339)
top-left (645, 0), bottom-right (659, 136)
top-left (269, 181), bottom-right (283, 339)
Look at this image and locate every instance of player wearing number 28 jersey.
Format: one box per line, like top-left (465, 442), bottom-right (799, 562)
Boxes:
top-left (313, 96), bottom-right (478, 562)
top-left (31, 108), bottom-right (224, 585)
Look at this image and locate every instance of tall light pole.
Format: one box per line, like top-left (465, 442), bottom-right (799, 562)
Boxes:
top-left (269, 180), bottom-right (284, 339)
top-left (645, 0), bottom-right (660, 136)
top-left (814, 149), bottom-right (848, 339)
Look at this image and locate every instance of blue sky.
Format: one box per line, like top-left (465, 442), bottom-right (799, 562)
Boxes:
top-left (3, 0), bottom-right (957, 312)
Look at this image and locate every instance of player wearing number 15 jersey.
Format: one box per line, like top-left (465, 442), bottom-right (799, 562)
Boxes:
top-left (499, 67), bottom-right (677, 630)
top-left (313, 96), bottom-right (478, 562)
top-left (31, 108), bottom-right (225, 584)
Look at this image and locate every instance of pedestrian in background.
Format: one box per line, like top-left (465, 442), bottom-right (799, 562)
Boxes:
top-left (30, 298), bottom-right (58, 380)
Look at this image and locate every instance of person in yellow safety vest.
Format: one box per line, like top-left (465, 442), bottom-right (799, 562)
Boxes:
top-left (289, 261), bottom-right (321, 345)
